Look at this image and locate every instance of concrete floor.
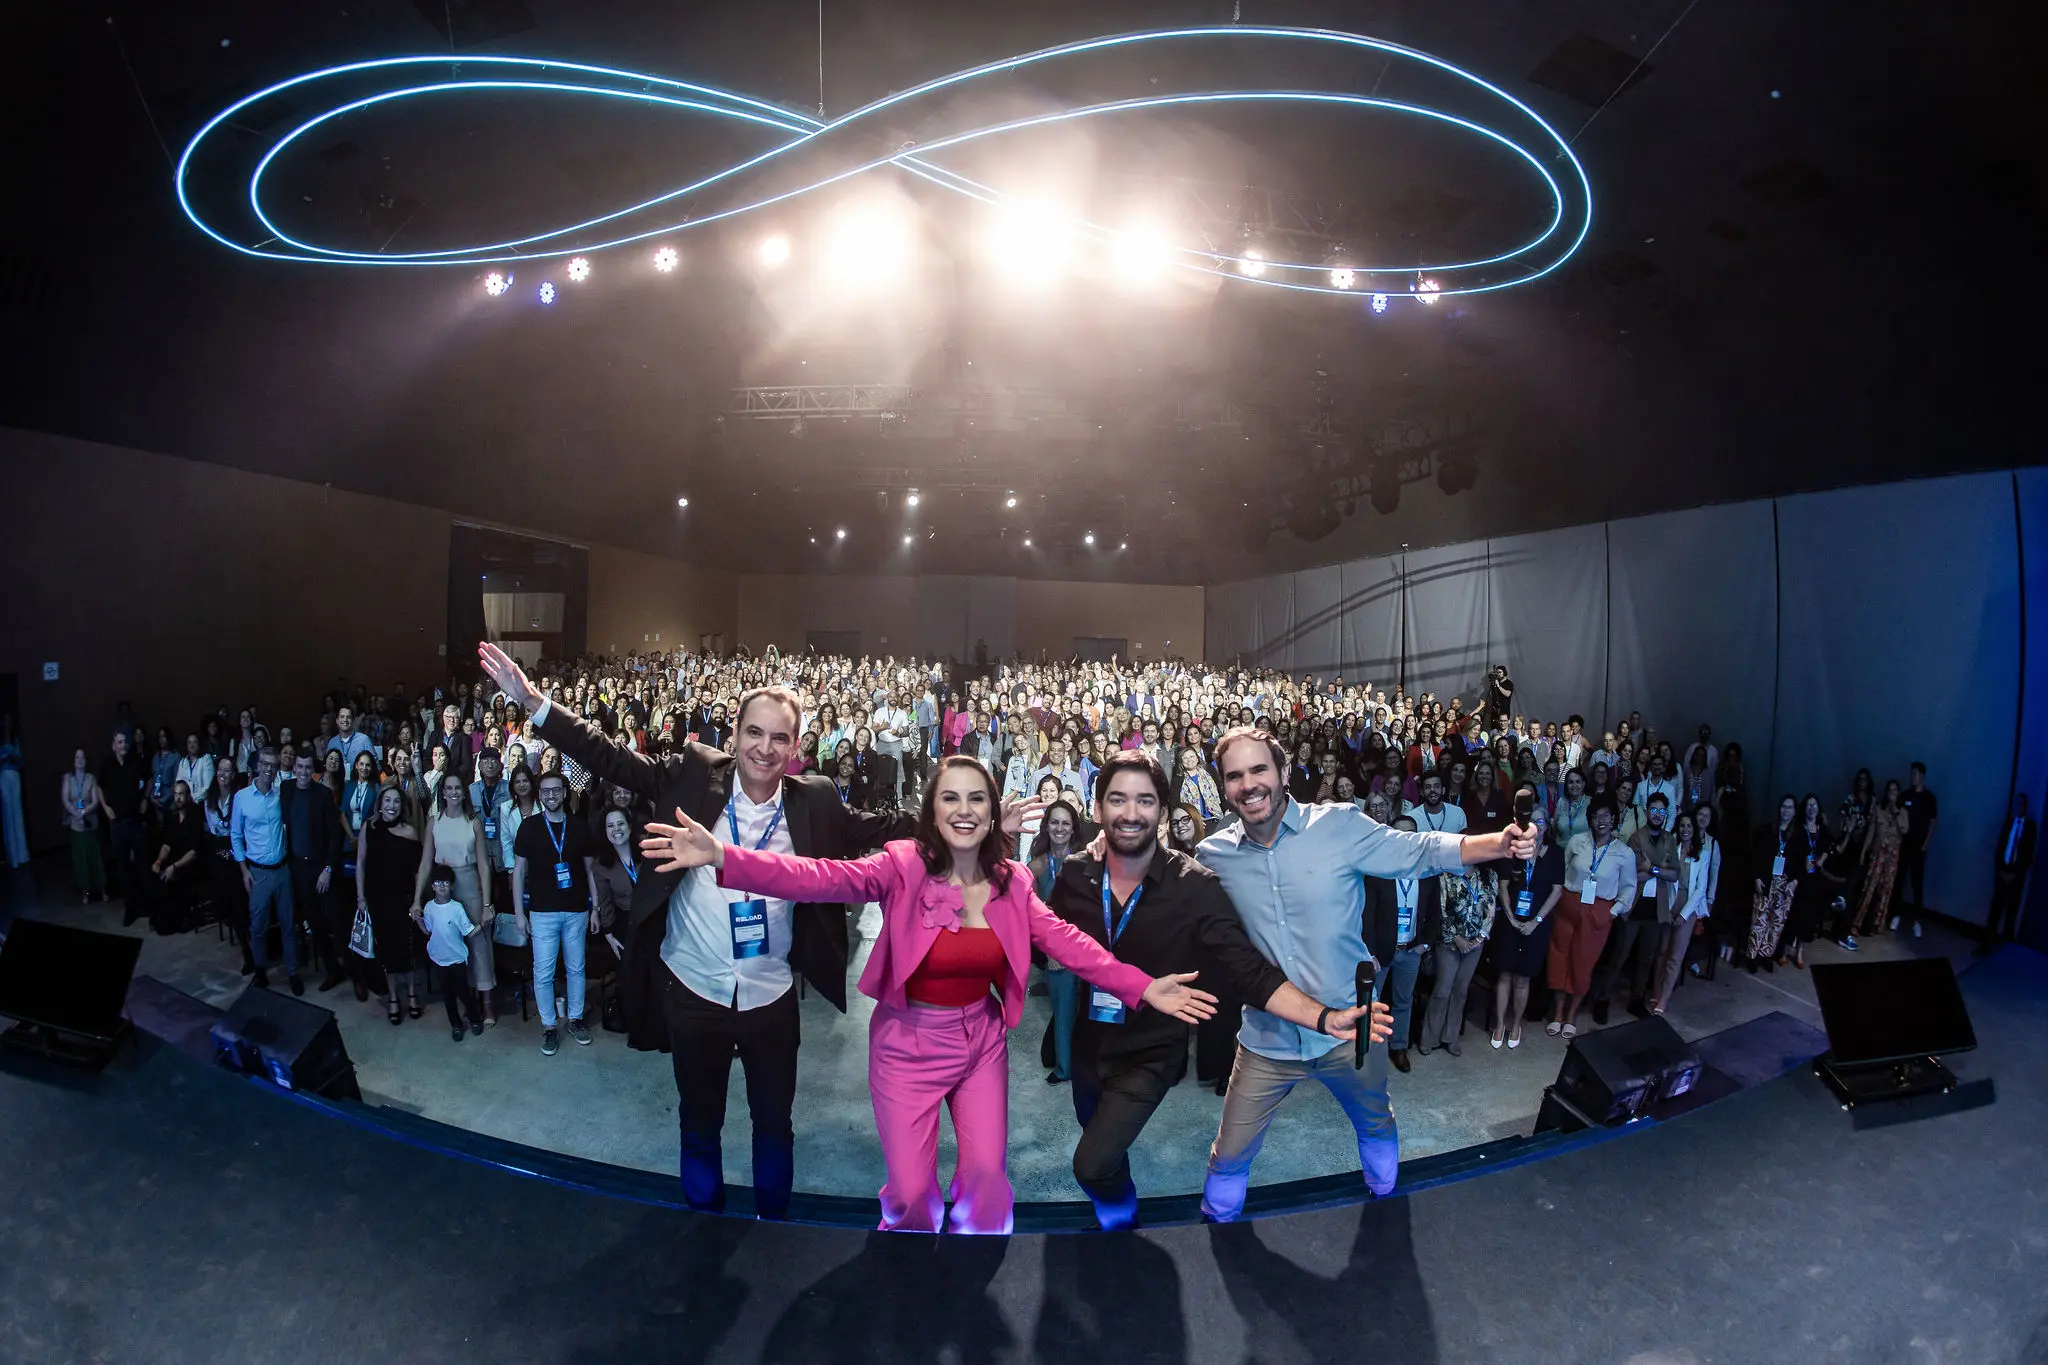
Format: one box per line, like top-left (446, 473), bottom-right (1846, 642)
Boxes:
top-left (2, 859), bottom-right (1982, 1202)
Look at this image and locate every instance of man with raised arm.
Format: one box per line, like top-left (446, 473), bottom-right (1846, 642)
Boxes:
top-left (1196, 725), bottom-right (1538, 1219)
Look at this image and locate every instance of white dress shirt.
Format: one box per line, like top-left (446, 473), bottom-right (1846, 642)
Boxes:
top-left (660, 783), bottom-right (797, 1011)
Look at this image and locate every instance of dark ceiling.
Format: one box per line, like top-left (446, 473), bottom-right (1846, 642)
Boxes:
top-left (1, 0), bottom-right (2042, 583)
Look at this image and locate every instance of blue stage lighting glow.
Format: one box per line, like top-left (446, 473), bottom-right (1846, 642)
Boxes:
top-left (1370, 293), bottom-right (1389, 313)
top-left (538, 281), bottom-right (556, 304)
top-left (175, 30), bottom-right (1592, 298)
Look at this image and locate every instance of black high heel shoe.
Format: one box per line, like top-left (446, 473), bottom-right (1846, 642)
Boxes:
top-left (407, 995), bottom-right (422, 1019)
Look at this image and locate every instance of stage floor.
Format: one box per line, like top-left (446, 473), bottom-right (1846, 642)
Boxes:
top-left (0, 856), bottom-right (1984, 1202)
top-left (2, 931), bottom-right (2042, 1363)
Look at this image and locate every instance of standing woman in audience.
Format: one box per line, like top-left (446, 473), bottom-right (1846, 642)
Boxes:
top-left (1780, 794), bottom-right (1830, 968)
top-left (1647, 809), bottom-right (1707, 1014)
top-left (1491, 803), bottom-right (1561, 1048)
top-left (1691, 802), bottom-right (1738, 973)
top-left (1420, 859), bottom-right (1499, 1057)
top-left (419, 742), bottom-right (452, 811)
top-left (414, 771), bottom-right (498, 1024)
top-left (1547, 794), bottom-right (1634, 1037)
top-left (358, 785), bottom-right (424, 1022)
top-left (203, 755), bottom-right (255, 974)
top-left (1714, 742), bottom-right (1750, 868)
top-left (342, 751), bottom-right (381, 840)
top-left (0, 714), bottom-right (26, 869)
top-left (234, 708), bottom-right (259, 773)
top-left (319, 748), bottom-right (346, 800)
top-left (586, 805), bottom-right (638, 995)
top-left (1747, 794), bottom-right (1799, 972)
top-left (61, 747), bottom-right (105, 904)
top-left (1683, 743), bottom-right (1715, 813)
top-left (1849, 778), bottom-right (1907, 939)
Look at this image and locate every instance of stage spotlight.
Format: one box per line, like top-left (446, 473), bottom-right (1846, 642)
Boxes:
top-left (903, 534), bottom-right (913, 546)
top-left (1237, 248), bottom-right (1267, 278)
top-left (987, 203), bottom-right (1074, 283)
top-left (835, 527), bottom-right (846, 539)
top-left (827, 205), bottom-right (910, 281)
top-left (1417, 277), bottom-right (1441, 304)
top-left (758, 234), bottom-right (791, 268)
top-left (1084, 531), bottom-right (1095, 546)
top-left (676, 496), bottom-right (689, 508)
top-left (653, 245), bottom-right (679, 273)
top-left (1023, 537), bottom-right (1032, 548)
top-left (483, 272), bottom-right (509, 297)
top-left (1005, 492), bottom-right (1017, 509)
top-left (906, 491), bottom-right (920, 507)
top-left (566, 256), bottom-right (591, 282)
top-left (1370, 293), bottom-right (1389, 314)
top-left (538, 281), bottom-right (556, 304)
top-left (1329, 267), bottom-right (1356, 290)
top-left (1111, 222), bottom-right (1173, 280)
top-left (1118, 541), bottom-right (1127, 551)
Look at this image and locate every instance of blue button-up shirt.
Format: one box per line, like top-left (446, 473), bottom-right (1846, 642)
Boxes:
top-left (229, 781), bottom-right (287, 866)
top-left (1198, 797), bottom-right (1465, 1062)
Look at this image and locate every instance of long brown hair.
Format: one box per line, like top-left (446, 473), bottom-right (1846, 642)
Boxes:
top-left (913, 755), bottom-right (1013, 892)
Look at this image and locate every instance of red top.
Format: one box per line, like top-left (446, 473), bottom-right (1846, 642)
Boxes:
top-left (904, 926), bottom-right (1004, 1008)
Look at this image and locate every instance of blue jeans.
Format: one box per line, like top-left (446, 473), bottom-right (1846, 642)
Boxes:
top-left (1045, 965), bottom-right (1078, 1080)
top-left (1385, 943), bottom-right (1428, 1049)
top-left (529, 910), bottom-right (588, 1027)
top-left (246, 864), bottom-right (297, 973)
top-left (1202, 1040), bottom-right (1398, 1218)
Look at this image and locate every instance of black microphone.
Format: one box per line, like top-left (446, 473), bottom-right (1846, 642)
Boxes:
top-left (1354, 958), bottom-right (1378, 1068)
top-left (1514, 785), bottom-right (1536, 830)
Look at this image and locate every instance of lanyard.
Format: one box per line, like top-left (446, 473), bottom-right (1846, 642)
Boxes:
top-left (1103, 874), bottom-right (1142, 946)
top-left (543, 815), bottom-right (567, 860)
top-left (726, 796), bottom-right (785, 850)
top-left (623, 855), bottom-right (639, 885)
top-left (1588, 838), bottom-right (1611, 882)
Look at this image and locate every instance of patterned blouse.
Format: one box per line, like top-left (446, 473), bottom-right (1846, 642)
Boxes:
top-left (1438, 867), bottom-right (1499, 944)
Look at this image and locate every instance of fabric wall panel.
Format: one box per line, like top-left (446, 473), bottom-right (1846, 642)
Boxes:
top-left (915, 575), bottom-right (971, 662)
top-left (1775, 474), bottom-right (2020, 925)
top-left (1606, 502), bottom-right (1778, 768)
top-left (1338, 555), bottom-right (1403, 684)
top-left (965, 576), bottom-right (1016, 663)
top-left (1402, 541), bottom-right (1493, 705)
top-left (1206, 578), bottom-right (1260, 666)
top-left (1253, 574), bottom-right (1296, 671)
top-left (2013, 469), bottom-right (2048, 946)
top-left (1289, 565), bottom-right (1345, 675)
top-left (1484, 525), bottom-right (1607, 727)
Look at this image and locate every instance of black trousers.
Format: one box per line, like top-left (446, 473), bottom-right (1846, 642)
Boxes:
top-left (1899, 845), bottom-right (1928, 923)
top-left (291, 857), bottom-right (346, 977)
top-left (1195, 998), bottom-right (1243, 1084)
top-left (1988, 871), bottom-right (2027, 941)
top-left (660, 972), bottom-right (800, 1218)
top-left (1070, 1030), bottom-right (1185, 1227)
top-left (1592, 916), bottom-right (1657, 1006)
top-left (110, 818), bottom-right (149, 909)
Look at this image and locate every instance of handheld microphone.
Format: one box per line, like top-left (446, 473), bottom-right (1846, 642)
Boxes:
top-left (1354, 958), bottom-right (1378, 1069)
top-left (1514, 786), bottom-right (1536, 830)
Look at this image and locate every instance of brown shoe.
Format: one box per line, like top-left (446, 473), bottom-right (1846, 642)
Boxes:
top-left (1389, 1048), bottom-right (1412, 1073)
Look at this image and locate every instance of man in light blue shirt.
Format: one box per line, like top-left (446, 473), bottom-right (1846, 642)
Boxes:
top-left (1196, 726), bottom-right (1535, 1217)
top-left (229, 747), bottom-right (298, 992)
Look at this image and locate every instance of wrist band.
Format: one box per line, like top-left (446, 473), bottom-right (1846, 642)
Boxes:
top-left (1316, 1006), bottom-right (1332, 1036)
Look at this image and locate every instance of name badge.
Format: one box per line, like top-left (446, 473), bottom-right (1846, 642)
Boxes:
top-left (1086, 987), bottom-right (1126, 1025)
top-left (1805, 855), bottom-right (1817, 874)
top-left (482, 816), bottom-right (498, 841)
top-left (1771, 855), bottom-right (1786, 877)
top-left (555, 861), bottom-right (573, 889)
top-left (729, 897), bottom-right (769, 959)
top-left (1515, 889), bottom-right (1534, 919)
top-left (1580, 879), bottom-right (1598, 905)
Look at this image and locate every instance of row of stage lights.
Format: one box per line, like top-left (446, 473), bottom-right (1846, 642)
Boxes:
top-left (671, 489), bottom-right (1125, 552)
top-left (479, 213), bottom-right (1443, 310)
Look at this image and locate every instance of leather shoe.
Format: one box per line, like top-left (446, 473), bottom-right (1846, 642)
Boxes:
top-left (353, 981), bottom-right (370, 1002)
top-left (251, 969), bottom-right (270, 990)
top-left (288, 974), bottom-right (305, 997)
top-left (1591, 1000), bottom-right (1610, 1026)
top-left (1389, 1048), bottom-right (1411, 1073)
top-left (317, 972), bottom-right (346, 993)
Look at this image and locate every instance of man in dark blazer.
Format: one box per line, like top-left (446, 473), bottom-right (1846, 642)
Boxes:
top-left (279, 752), bottom-right (351, 996)
top-left (479, 643), bottom-right (1025, 1219)
top-left (1365, 816), bottom-right (1443, 1073)
top-left (1983, 792), bottom-right (2037, 954)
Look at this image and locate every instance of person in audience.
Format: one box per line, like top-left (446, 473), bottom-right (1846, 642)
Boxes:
top-left (1593, 791), bottom-right (1676, 1023)
top-left (328, 705), bottom-right (376, 772)
top-left (1403, 771), bottom-right (1467, 835)
top-left (414, 771), bottom-right (497, 1023)
top-left (62, 747), bottom-right (107, 904)
top-left (1893, 761), bottom-right (1937, 938)
top-left (281, 752), bottom-right (350, 996)
top-left (358, 784), bottom-right (424, 1023)
top-left (1648, 809), bottom-right (1708, 1014)
top-left (1027, 795), bottom-right (1085, 1088)
top-left (1167, 804), bottom-right (1206, 856)
top-left (142, 780), bottom-right (206, 934)
top-left (1490, 803), bottom-right (1561, 1048)
top-left (415, 864), bottom-right (485, 1041)
top-left (231, 747), bottom-right (300, 993)
top-left (643, 754), bottom-right (1213, 1235)
top-left (98, 729), bottom-right (151, 910)
top-left (1548, 794), bottom-right (1635, 1037)
top-left (1418, 861), bottom-right (1498, 1057)
top-left (512, 769), bottom-right (600, 1055)
top-left (1780, 793), bottom-right (1831, 969)
top-left (1748, 794), bottom-right (1800, 973)
top-left (0, 714), bottom-right (25, 869)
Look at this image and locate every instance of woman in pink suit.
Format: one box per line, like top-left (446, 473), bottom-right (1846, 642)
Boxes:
top-left (644, 755), bottom-right (1215, 1235)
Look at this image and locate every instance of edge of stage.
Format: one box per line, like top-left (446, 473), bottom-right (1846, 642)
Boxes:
top-left (3, 949), bottom-right (2044, 1364)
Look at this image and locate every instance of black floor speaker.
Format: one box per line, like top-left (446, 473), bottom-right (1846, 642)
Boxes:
top-left (1553, 1015), bottom-right (1703, 1125)
top-left (209, 987), bottom-right (360, 1100)
top-left (0, 918), bottom-right (142, 1069)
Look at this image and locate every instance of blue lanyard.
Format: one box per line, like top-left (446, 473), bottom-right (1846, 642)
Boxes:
top-left (543, 815), bottom-right (567, 860)
top-left (1103, 874), bottom-right (1142, 946)
top-left (1588, 839), bottom-right (1611, 879)
top-left (623, 856), bottom-right (639, 885)
top-left (726, 796), bottom-right (785, 851)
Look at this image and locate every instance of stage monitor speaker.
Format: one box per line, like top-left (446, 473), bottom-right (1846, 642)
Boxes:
top-left (1553, 1015), bottom-right (1703, 1125)
top-left (209, 987), bottom-right (360, 1101)
top-left (1810, 958), bottom-right (1975, 1066)
top-left (0, 918), bottom-right (141, 1068)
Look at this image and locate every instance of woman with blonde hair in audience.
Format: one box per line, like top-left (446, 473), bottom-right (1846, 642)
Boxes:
top-left (413, 771), bottom-right (498, 1024)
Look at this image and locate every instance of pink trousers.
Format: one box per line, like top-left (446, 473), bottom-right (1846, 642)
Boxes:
top-left (868, 995), bottom-right (1013, 1234)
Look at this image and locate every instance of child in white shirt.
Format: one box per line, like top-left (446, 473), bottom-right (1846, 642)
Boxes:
top-left (415, 865), bottom-right (483, 1041)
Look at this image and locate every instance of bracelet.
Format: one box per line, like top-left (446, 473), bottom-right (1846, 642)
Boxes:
top-left (1315, 1006), bottom-right (1332, 1036)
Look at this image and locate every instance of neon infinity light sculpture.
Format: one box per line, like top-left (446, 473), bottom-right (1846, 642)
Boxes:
top-left (175, 27), bottom-right (1591, 298)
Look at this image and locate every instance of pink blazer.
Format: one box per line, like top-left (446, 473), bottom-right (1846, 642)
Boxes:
top-left (718, 840), bottom-right (1151, 1029)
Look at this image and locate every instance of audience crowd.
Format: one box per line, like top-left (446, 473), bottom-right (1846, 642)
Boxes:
top-left (7, 643), bottom-right (2023, 1069)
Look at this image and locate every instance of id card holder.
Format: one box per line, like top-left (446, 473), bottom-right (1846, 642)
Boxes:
top-left (1771, 855), bottom-right (1786, 877)
top-left (555, 861), bottom-right (573, 890)
top-left (1579, 879), bottom-right (1598, 905)
top-left (482, 816), bottom-right (498, 842)
top-left (729, 893), bottom-right (769, 959)
top-left (1086, 987), bottom-right (1126, 1025)
top-left (1805, 855), bottom-right (1817, 874)
top-left (1516, 889), bottom-right (1534, 919)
